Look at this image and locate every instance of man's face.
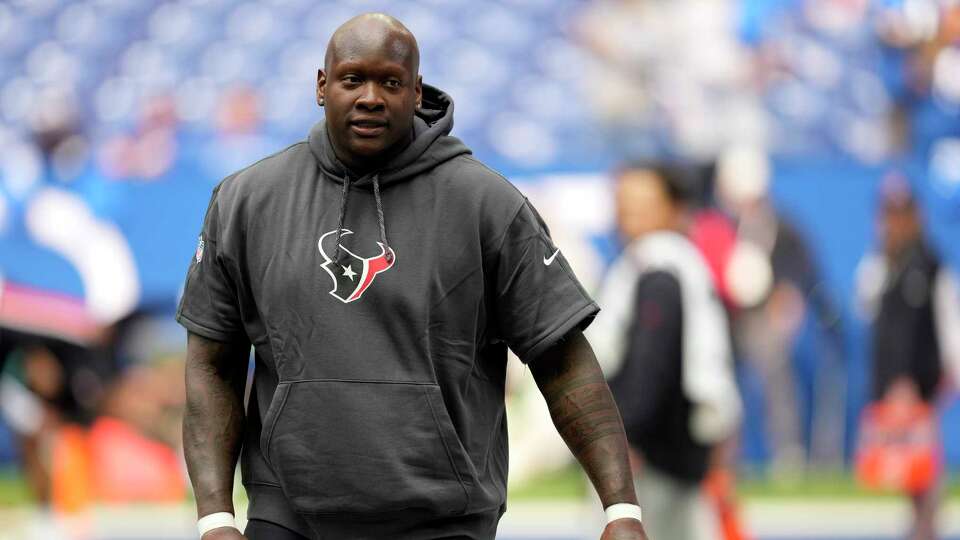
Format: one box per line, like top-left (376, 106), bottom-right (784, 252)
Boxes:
top-left (318, 40), bottom-right (422, 169)
top-left (615, 170), bottom-right (679, 241)
top-left (880, 201), bottom-right (919, 257)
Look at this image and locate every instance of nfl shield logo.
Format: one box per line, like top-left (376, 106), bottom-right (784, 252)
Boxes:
top-left (195, 235), bottom-right (205, 264)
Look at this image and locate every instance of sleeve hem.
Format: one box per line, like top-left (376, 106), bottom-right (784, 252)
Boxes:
top-left (518, 301), bottom-right (600, 364)
top-left (176, 312), bottom-right (246, 343)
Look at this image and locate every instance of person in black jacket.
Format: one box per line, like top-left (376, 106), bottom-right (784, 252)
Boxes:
top-left (856, 174), bottom-right (960, 540)
top-left (591, 163), bottom-right (741, 540)
top-left (866, 187), bottom-right (943, 403)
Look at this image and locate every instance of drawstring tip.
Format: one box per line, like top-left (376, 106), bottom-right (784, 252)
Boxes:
top-left (385, 250), bottom-right (395, 265)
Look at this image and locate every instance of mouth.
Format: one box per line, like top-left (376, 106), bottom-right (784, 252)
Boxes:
top-left (348, 118), bottom-right (388, 137)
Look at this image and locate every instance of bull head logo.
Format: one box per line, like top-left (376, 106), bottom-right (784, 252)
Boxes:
top-left (318, 229), bottom-right (396, 303)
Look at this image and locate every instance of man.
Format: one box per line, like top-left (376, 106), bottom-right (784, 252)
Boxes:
top-left (178, 13), bottom-right (647, 540)
top-left (713, 145), bottom-right (844, 472)
top-left (589, 164), bottom-right (741, 540)
top-left (855, 173), bottom-right (960, 540)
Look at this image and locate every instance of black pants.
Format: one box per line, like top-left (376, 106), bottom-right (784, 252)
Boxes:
top-left (245, 519), bottom-right (311, 540)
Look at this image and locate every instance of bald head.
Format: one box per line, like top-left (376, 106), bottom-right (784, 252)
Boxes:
top-left (325, 13), bottom-right (419, 77)
top-left (317, 13), bottom-right (424, 173)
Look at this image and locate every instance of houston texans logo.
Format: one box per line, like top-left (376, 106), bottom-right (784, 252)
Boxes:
top-left (317, 229), bottom-right (396, 303)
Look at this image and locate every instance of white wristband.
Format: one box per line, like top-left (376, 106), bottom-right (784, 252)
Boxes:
top-left (605, 503), bottom-right (642, 524)
top-left (198, 512), bottom-right (238, 536)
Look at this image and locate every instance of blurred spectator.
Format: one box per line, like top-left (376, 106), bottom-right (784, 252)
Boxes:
top-left (98, 95), bottom-right (180, 182)
top-left (589, 163), bottom-right (741, 540)
top-left (877, 0), bottom-right (960, 157)
top-left (714, 144), bottom-right (844, 473)
top-left (200, 84), bottom-right (280, 180)
top-left (0, 328), bottom-right (113, 504)
top-left (28, 87), bottom-right (92, 186)
top-left (857, 173), bottom-right (958, 404)
top-left (854, 172), bottom-right (960, 540)
top-left (0, 310), bottom-right (188, 508)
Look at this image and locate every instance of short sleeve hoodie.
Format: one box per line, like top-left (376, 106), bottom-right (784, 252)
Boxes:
top-left (177, 85), bottom-right (598, 539)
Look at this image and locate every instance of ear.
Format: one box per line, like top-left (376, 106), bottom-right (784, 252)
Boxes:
top-left (415, 74), bottom-right (423, 110)
top-left (317, 69), bottom-right (327, 107)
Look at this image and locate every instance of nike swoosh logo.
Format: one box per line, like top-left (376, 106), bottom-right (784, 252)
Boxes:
top-left (543, 249), bottom-right (561, 266)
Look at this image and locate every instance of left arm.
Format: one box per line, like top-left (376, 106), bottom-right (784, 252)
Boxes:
top-left (529, 329), bottom-right (648, 540)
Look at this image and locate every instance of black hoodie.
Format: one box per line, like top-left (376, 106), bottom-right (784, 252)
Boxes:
top-left (177, 85), bottom-right (598, 539)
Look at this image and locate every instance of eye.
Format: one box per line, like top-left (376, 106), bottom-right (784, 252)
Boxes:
top-left (342, 75), bottom-right (362, 86)
top-left (384, 79), bottom-right (402, 89)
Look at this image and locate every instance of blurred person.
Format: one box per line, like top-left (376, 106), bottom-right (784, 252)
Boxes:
top-left (178, 14), bottom-right (647, 540)
top-left (90, 344), bottom-right (187, 504)
top-left (877, 1), bottom-right (960, 162)
top-left (855, 172), bottom-right (960, 540)
top-left (877, 0), bottom-right (960, 100)
top-left (715, 145), bottom-right (844, 473)
top-left (98, 94), bottom-right (180, 182)
top-left (201, 85), bottom-right (281, 181)
top-left (20, 87), bottom-right (94, 188)
top-left (0, 327), bottom-right (113, 505)
top-left (0, 286), bottom-right (186, 508)
top-left (589, 163), bottom-right (742, 540)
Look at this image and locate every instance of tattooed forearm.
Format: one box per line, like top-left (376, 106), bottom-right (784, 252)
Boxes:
top-left (530, 330), bottom-right (638, 507)
top-left (183, 332), bottom-right (250, 518)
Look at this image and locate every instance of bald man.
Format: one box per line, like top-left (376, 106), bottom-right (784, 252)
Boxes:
top-left (179, 14), bottom-right (647, 540)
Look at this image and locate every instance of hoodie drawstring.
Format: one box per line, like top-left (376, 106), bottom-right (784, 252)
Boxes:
top-left (371, 174), bottom-right (393, 264)
top-left (334, 174), bottom-right (351, 264)
top-left (333, 173), bottom-right (392, 265)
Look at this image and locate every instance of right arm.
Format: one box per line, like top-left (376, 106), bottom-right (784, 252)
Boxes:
top-left (183, 331), bottom-right (250, 539)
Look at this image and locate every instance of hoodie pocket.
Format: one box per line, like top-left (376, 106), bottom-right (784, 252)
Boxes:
top-left (259, 379), bottom-right (475, 517)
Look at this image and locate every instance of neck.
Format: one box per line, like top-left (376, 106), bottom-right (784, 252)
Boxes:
top-left (669, 211), bottom-right (690, 235)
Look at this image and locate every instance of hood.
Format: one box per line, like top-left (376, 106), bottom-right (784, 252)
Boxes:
top-left (307, 84), bottom-right (471, 188)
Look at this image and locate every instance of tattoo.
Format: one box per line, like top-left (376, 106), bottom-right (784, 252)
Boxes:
top-left (183, 332), bottom-right (250, 518)
top-left (541, 372), bottom-right (601, 403)
top-left (530, 330), bottom-right (637, 508)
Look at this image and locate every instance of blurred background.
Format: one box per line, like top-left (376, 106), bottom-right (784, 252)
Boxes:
top-left (2, 0), bottom-right (960, 538)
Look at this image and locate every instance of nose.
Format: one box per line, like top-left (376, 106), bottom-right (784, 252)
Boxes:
top-left (356, 82), bottom-right (385, 111)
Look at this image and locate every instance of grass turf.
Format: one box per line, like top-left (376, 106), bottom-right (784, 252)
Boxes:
top-left (507, 464), bottom-right (960, 501)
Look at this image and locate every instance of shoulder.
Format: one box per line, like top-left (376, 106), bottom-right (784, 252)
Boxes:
top-left (437, 154), bottom-right (527, 211)
top-left (202, 141), bottom-right (311, 240)
top-left (214, 141), bottom-right (311, 208)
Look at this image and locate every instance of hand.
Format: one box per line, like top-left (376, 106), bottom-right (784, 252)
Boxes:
top-left (600, 518), bottom-right (648, 540)
top-left (201, 527), bottom-right (247, 540)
